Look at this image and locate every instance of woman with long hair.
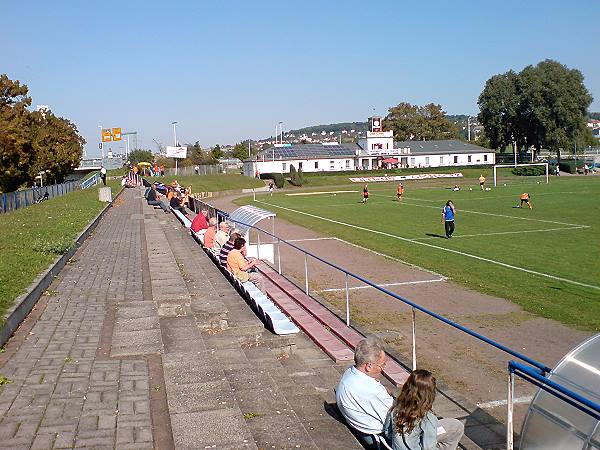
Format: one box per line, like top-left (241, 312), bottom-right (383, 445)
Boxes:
top-left (384, 370), bottom-right (463, 450)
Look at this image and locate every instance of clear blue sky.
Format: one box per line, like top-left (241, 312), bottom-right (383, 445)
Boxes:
top-left (2, 0), bottom-right (598, 157)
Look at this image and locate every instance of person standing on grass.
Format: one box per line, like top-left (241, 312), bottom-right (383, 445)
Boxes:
top-left (363, 184), bottom-right (369, 204)
top-left (100, 166), bottom-right (107, 186)
top-left (478, 174), bottom-right (486, 190)
top-left (396, 183), bottom-right (404, 202)
top-left (518, 193), bottom-right (533, 209)
top-left (441, 200), bottom-right (455, 239)
top-left (269, 181), bottom-right (274, 196)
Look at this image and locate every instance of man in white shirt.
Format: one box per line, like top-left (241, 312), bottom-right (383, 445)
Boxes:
top-left (100, 166), bottom-right (107, 186)
top-left (213, 221), bottom-right (231, 253)
top-left (336, 336), bottom-right (393, 449)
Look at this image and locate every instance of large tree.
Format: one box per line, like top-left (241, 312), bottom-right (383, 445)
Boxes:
top-left (478, 60), bottom-right (593, 159)
top-left (0, 75), bottom-right (34, 192)
top-left (129, 149), bottom-right (154, 165)
top-left (385, 102), bottom-right (457, 141)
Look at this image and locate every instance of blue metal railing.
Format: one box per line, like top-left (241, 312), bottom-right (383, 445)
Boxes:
top-left (208, 201), bottom-right (552, 374)
top-left (80, 173), bottom-right (99, 190)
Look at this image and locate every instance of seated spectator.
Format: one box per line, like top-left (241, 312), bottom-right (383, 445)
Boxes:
top-left (336, 336), bottom-right (393, 450)
top-left (219, 231), bottom-right (240, 267)
top-left (146, 185), bottom-right (169, 213)
top-left (384, 370), bottom-right (463, 450)
top-left (203, 218), bottom-right (218, 249)
top-left (227, 237), bottom-right (264, 291)
top-left (191, 209), bottom-right (209, 233)
top-left (169, 193), bottom-right (188, 215)
top-left (213, 221), bottom-right (231, 253)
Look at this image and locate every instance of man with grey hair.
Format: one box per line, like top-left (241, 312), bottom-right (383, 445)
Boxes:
top-left (336, 336), bottom-right (393, 449)
top-left (213, 221), bottom-right (231, 253)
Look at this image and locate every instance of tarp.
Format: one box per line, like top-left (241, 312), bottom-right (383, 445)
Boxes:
top-left (381, 158), bottom-right (399, 163)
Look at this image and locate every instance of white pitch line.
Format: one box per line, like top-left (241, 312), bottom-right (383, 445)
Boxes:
top-left (477, 396), bottom-right (533, 409)
top-left (284, 237), bottom-right (337, 242)
top-left (317, 278), bottom-right (447, 293)
top-left (255, 199), bottom-right (600, 291)
top-left (370, 193), bottom-right (590, 228)
top-left (413, 226), bottom-right (589, 241)
top-left (399, 191), bottom-right (586, 203)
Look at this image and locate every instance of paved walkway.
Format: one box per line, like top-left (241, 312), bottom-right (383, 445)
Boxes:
top-left (0, 188), bottom-right (365, 449)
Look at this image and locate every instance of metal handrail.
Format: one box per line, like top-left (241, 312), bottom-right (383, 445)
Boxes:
top-left (220, 211), bottom-right (551, 374)
top-left (506, 360), bottom-right (600, 449)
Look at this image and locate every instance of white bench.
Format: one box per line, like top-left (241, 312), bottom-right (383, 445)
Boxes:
top-left (171, 207), bottom-right (192, 229)
top-left (242, 282), bottom-right (299, 335)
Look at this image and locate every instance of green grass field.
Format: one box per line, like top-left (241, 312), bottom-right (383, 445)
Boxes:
top-left (0, 181), bottom-right (121, 320)
top-left (148, 174), bottom-right (264, 192)
top-left (238, 175), bottom-right (600, 331)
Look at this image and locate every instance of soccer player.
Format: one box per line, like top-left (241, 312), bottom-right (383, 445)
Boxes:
top-left (362, 184), bottom-right (369, 204)
top-left (441, 200), bottom-right (456, 239)
top-left (478, 174), bottom-right (486, 190)
top-left (519, 193), bottom-right (533, 209)
top-left (396, 183), bottom-right (404, 201)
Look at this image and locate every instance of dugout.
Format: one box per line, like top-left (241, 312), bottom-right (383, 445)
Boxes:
top-left (225, 205), bottom-right (276, 264)
top-left (519, 333), bottom-right (600, 449)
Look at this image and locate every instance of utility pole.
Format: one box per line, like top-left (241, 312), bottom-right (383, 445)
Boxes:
top-left (467, 117), bottom-right (471, 141)
top-left (172, 121), bottom-right (178, 175)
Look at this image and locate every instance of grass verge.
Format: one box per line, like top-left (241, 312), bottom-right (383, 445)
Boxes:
top-left (0, 181), bottom-right (121, 321)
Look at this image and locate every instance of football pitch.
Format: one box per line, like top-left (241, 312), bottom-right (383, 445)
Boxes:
top-left (242, 176), bottom-right (600, 331)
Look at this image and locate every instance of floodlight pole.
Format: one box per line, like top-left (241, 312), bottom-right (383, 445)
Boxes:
top-left (172, 121), bottom-right (178, 175)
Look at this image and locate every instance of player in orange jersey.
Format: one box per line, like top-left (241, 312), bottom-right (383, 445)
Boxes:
top-left (518, 193), bottom-right (533, 209)
top-left (396, 183), bottom-right (404, 201)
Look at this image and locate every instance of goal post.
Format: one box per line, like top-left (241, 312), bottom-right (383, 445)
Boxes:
top-left (493, 163), bottom-right (549, 187)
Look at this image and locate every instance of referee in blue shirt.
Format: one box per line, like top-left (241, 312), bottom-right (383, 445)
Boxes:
top-left (442, 200), bottom-right (456, 239)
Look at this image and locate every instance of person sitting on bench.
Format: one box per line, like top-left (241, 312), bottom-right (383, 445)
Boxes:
top-left (146, 185), bottom-right (169, 213)
top-left (336, 336), bottom-right (393, 450)
top-left (226, 237), bottom-right (264, 291)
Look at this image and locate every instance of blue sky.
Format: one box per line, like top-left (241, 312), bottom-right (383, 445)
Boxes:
top-left (2, 0), bottom-right (598, 157)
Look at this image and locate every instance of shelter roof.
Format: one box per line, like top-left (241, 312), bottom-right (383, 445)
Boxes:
top-left (227, 205), bottom-right (276, 236)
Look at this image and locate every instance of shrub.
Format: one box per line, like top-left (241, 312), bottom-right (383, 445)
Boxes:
top-left (558, 160), bottom-right (578, 174)
top-left (259, 173), bottom-right (285, 188)
top-left (32, 237), bottom-right (72, 255)
top-left (511, 166), bottom-right (546, 176)
top-left (289, 164), bottom-right (305, 186)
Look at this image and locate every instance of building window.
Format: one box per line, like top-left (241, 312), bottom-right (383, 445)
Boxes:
top-left (410, 157), bottom-right (415, 166)
top-left (425, 157), bottom-right (430, 165)
top-left (453, 156), bottom-right (458, 164)
top-left (346, 160), bottom-right (350, 169)
top-left (484, 154), bottom-right (488, 162)
top-left (314, 161), bottom-right (319, 169)
top-left (440, 156), bottom-right (444, 164)
top-left (468, 155), bottom-right (472, 163)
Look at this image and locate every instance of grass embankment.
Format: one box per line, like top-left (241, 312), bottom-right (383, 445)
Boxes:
top-left (0, 181), bottom-right (121, 320)
top-left (236, 176), bottom-right (600, 331)
top-left (148, 174), bottom-right (264, 192)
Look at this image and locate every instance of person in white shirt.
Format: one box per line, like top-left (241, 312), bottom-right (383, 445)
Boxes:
top-left (213, 221), bottom-right (231, 253)
top-left (336, 336), bottom-right (393, 449)
top-left (100, 166), bottom-right (107, 186)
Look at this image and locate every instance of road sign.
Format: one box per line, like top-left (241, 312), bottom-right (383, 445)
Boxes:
top-left (112, 128), bottom-right (122, 141)
top-left (102, 129), bottom-right (112, 142)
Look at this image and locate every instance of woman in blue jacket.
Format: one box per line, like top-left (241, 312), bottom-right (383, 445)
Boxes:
top-left (384, 370), bottom-right (463, 450)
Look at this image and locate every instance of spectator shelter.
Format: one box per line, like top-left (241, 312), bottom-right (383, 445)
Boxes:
top-left (219, 205), bottom-right (277, 264)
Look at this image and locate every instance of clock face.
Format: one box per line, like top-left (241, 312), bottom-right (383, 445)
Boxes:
top-left (373, 119), bottom-right (380, 127)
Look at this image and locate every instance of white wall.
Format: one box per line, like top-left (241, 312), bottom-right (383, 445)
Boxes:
top-left (253, 157), bottom-right (355, 174)
top-left (407, 152), bottom-right (495, 168)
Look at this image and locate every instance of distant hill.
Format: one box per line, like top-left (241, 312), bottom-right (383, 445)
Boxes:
top-left (286, 121), bottom-right (368, 136)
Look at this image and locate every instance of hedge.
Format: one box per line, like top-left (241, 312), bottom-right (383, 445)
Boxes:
top-left (511, 166), bottom-right (547, 176)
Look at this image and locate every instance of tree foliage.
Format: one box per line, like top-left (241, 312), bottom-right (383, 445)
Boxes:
top-left (478, 60), bottom-right (593, 159)
top-left (385, 102), bottom-right (457, 141)
top-left (129, 149), bottom-right (154, 165)
top-left (0, 74), bottom-right (85, 192)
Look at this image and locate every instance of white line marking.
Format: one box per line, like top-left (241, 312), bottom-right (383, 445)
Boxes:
top-left (332, 238), bottom-right (446, 278)
top-left (369, 193), bottom-right (590, 228)
top-left (285, 237), bottom-right (337, 242)
top-left (255, 200), bottom-right (600, 291)
top-left (413, 226), bottom-right (588, 241)
top-left (477, 396), bottom-right (533, 409)
top-left (316, 278), bottom-right (447, 293)
top-left (285, 190), bottom-right (358, 196)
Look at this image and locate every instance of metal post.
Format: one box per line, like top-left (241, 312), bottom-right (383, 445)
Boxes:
top-left (412, 307), bottom-right (417, 370)
top-left (277, 238), bottom-right (282, 274)
top-left (256, 230), bottom-right (261, 260)
top-left (345, 273), bottom-right (350, 326)
top-left (507, 370), bottom-right (514, 450)
top-left (304, 253), bottom-right (309, 295)
top-left (253, 189), bottom-right (256, 201)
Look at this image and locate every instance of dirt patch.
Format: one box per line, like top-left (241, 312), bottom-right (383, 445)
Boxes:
top-left (209, 193), bottom-right (591, 428)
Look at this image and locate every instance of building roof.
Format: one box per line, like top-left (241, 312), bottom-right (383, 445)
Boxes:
top-left (394, 140), bottom-right (491, 155)
top-left (255, 143), bottom-right (359, 161)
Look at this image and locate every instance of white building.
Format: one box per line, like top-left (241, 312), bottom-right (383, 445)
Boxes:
top-left (243, 117), bottom-right (495, 176)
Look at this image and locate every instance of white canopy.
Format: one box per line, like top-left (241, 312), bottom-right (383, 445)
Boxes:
top-left (227, 205), bottom-right (276, 236)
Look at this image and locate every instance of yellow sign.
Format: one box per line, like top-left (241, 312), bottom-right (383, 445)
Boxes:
top-left (112, 127), bottom-right (122, 141)
top-left (101, 129), bottom-right (112, 142)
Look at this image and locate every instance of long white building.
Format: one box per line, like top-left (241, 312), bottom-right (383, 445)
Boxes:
top-left (243, 117), bottom-right (495, 176)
